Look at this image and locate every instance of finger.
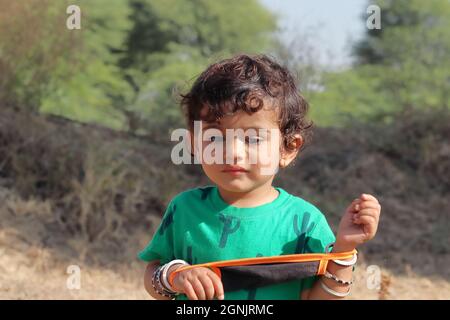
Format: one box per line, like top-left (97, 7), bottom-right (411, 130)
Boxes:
top-left (355, 215), bottom-right (378, 237)
top-left (349, 199), bottom-right (361, 212)
top-left (183, 281), bottom-right (198, 300)
top-left (208, 272), bottom-right (225, 300)
top-left (191, 278), bottom-right (207, 300)
top-left (355, 208), bottom-right (380, 219)
top-left (360, 193), bottom-right (379, 203)
top-left (198, 274), bottom-right (215, 300)
top-left (358, 201), bottom-right (381, 211)
top-left (353, 214), bottom-right (376, 226)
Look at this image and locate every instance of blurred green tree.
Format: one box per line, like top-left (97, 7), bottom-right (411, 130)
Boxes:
top-left (40, 0), bottom-right (134, 130)
top-left (309, 0), bottom-right (450, 126)
top-left (39, 0), bottom-right (276, 135)
top-left (354, 0), bottom-right (450, 111)
top-left (117, 0), bottom-right (276, 136)
top-left (0, 0), bottom-right (74, 111)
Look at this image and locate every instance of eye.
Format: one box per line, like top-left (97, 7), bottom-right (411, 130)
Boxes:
top-left (209, 135), bottom-right (224, 143)
top-left (245, 136), bottom-right (263, 145)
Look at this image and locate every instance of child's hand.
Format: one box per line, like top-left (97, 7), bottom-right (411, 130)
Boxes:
top-left (171, 267), bottom-right (225, 300)
top-left (335, 194), bottom-right (381, 252)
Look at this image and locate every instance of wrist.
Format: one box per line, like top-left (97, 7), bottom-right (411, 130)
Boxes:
top-left (168, 263), bottom-right (185, 277)
top-left (167, 263), bottom-right (187, 292)
top-left (151, 265), bottom-right (177, 299)
top-left (333, 240), bottom-right (356, 253)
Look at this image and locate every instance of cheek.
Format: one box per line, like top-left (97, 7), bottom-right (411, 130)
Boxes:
top-left (201, 162), bottom-right (221, 177)
top-left (249, 138), bottom-right (281, 177)
top-left (253, 136), bottom-right (281, 164)
top-left (200, 163), bottom-right (229, 186)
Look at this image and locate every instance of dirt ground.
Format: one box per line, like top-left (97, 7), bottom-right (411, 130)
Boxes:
top-left (1, 235), bottom-right (449, 300)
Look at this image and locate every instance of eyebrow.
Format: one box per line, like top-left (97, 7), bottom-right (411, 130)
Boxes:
top-left (202, 123), bottom-right (221, 130)
top-left (202, 123), bottom-right (272, 131)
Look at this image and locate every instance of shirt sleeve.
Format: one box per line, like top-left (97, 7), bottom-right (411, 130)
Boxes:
top-left (137, 199), bottom-right (176, 264)
top-left (299, 213), bottom-right (336, 297)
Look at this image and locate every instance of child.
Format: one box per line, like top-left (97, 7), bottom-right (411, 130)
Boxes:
top-left (138, 54), bottom-right (381, 300)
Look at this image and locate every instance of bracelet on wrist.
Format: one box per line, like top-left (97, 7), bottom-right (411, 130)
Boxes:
top-left (323, 270), bottom-right (353, 285)
top-left (161, 260), bottom-right (189, 294)
top-left (319, 278), bottom-right (351, 297)
top-left (325, 242), bottom-right (358, 267)
top-left (151, 265), bottom-right (176, 298)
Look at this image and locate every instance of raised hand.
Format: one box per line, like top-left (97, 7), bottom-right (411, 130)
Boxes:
top-left (335, 193), bottom-right (381, 251)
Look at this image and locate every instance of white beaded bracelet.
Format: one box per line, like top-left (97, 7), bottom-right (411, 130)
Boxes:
top-left (319, 279), bottom-right (351, 297)
top-left (323, 270), bottom-right (353, 285)
top-left (151, 265), bottom-right (176, 298)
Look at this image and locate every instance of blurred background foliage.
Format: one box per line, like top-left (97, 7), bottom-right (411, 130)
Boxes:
top-left (0, 0), bottom-right (276, 137)
top-left (308, 0), bottom-right (450, 125)
top-left (1, 0), bottom-right (448, 133)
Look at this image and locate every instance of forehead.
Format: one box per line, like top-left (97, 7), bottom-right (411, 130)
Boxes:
top-left (202, 107), bottom-right (279, 130)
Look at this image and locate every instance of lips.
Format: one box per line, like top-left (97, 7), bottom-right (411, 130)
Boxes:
top-left (221, 165), bottom-right (249, 173)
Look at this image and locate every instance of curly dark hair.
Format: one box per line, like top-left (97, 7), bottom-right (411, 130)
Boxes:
top-left (180, 54), bottom-right (313, 152)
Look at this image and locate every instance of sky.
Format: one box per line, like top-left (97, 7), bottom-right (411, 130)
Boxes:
top-left (260, 0), bottom-right (368, 67)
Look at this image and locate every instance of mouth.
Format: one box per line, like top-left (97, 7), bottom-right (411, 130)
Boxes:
top-left (221, 165), bottom-right (249, 173)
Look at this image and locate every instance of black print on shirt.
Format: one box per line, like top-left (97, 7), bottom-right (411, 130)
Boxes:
top-left (159, 204), bottom-right (176, 236)
top-left (186, 246), bottom-right (198, 265)
top-left (218, 213), bottom-right (241, 248)
top-left (293, 212), bottom-right (316, 254)
top-left (199, 187), bottom-right (213, 200)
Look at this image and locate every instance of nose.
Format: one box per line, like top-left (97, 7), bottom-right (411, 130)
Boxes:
top-left (226, 136), bottom-right (246, 165)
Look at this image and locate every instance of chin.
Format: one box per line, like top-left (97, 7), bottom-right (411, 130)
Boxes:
top-left (215, 180), bottom-right (254, 193)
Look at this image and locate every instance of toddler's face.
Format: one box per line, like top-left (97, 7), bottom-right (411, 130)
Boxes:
top-left (191, 107), bottom-right (286, 193)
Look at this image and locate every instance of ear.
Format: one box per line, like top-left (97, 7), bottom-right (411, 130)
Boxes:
top-left (279, 134), bottom-right (303, 168)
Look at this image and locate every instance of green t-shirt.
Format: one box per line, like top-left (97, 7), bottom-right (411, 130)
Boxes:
top-left (138, 185), bottom-right (336, 300)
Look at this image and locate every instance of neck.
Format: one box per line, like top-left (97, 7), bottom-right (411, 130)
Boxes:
top-left (217, 179), bottom-right (278, 208)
